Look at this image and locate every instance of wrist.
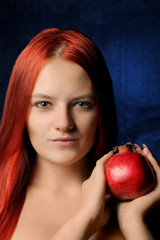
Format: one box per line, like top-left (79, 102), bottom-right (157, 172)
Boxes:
top-left (75, 210), bottom-right (95, 239)
top-left (120, 217), bottom-right (153, 240)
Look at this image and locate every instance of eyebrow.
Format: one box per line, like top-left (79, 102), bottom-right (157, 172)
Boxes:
top-left (32, 94), bottom-right (54, 100)
top-left (31, 93), bottom-right (96, 101)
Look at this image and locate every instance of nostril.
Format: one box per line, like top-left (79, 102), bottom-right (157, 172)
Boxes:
top-left (55, 119), bottom-right (75, 132)
top-left (54, 106), bottom-right (75, 132)
top-left (55, 125), bottom-right (74, 132)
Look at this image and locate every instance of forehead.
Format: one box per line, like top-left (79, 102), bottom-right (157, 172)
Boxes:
top-left (32, 58), bottom-right (93, 97)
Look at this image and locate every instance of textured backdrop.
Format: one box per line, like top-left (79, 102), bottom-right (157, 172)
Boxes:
top-left (0, 0), bottom-right (160, 160)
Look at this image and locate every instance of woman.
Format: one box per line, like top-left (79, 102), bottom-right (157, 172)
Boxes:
top-left (0, 28), bottom-right (159, 240)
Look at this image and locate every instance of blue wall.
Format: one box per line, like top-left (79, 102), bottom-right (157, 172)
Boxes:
top-left (0, 0), bottom-right (160, 159)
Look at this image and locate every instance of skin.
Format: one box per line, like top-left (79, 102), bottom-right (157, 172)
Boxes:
top-left (12, 57), bottom-right (101, 240)
top-left (12, 58), bottom-right (160, 240)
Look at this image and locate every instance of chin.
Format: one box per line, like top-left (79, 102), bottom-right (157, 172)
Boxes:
top-left (36, 151), bottom-right (86, 166)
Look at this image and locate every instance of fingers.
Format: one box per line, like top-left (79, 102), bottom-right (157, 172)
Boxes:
top-left (134, 143), bottom-right (160, 171)
top-left (134, 143), bottom-right (160, 189)
top-left (96, 150), bottom-right (114, 166)
top-left (91, 150), bottom-right (114, 178)
top-left (142, 144), bottom-right (160, 171)
top-left (134, 143), bottom-right (143, 153)
top-left (86, 151), bottom-right (114, 197)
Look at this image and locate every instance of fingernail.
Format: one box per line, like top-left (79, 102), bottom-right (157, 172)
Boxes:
top-left (143, 144), bottom-right (151, 155)
top-left (134, 143), bottom-right (140, 149)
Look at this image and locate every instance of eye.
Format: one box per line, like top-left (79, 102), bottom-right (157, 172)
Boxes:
top-left (35, 101), bottom-right (51, 109)
top-left (73, 101), bottom-right (92, 109)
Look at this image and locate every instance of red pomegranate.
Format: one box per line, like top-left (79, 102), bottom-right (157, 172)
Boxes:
top-left (105, 143), bottom-right (156, 200)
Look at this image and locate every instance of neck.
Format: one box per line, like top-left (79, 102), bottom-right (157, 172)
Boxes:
top-left (29, 155), bottom-right (92, 195)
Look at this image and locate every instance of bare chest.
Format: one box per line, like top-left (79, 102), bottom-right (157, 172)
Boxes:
top-left (12, 192), bottom-right (80, 240)
top-left (12, 192), bottom-right (125, 240)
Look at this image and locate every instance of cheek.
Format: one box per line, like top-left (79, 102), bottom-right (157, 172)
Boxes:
top-left (77, 112), bottom-right (98, 140)
top-left (26, 111), bottom-right (46, 141)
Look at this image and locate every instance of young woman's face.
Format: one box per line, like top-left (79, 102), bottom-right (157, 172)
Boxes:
top-left (26, 58), bottom-right (98, 166)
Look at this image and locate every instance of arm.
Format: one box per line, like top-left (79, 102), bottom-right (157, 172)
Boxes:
top-left (49, 151), bottom-right (113, 240)
top-left (120, 217), bottom-right (154, 240)
top-left (49, 211), bottom-right (91, 240)
top-left (117, 144), bottom-right (160, 240)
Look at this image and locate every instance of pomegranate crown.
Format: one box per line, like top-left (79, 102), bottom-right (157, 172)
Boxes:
top-left (113, 142), bottom-right (134, 154)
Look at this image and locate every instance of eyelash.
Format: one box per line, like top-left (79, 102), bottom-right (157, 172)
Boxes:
top-left (33, 101), bottom-right (93, 110)
top-left (73, 101), bottom-right (92, 109)
top-left (34, 101), bottom-right (51, 108)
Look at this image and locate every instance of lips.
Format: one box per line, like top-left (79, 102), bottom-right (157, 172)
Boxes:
top-left (50, 137), bottom-right (78, 146)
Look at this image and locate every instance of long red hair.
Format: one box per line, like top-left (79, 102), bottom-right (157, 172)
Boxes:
top-left (0, 28), bottom-right (117, 239)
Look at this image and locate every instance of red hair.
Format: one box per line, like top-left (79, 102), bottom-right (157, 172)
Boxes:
top-left (0, 28), bottom-right (117, 239)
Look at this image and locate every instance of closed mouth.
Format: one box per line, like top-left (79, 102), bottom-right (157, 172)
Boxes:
top-left (50, 137), bottom-right (78, 146)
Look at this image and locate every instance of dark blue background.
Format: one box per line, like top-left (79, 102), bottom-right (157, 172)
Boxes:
top-left (0, 0), bottom-right (160, 160)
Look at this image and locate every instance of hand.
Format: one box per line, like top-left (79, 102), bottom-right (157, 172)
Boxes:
top-left (117, 144), bottom-right (160, 239)
top-left (49, 151), bottom-right (114, 240)
top-left (79, 151), bottom-right (114, 237)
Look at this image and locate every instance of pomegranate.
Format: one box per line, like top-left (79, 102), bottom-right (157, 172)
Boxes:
top-left (105, 143), bottom-right (156, 200)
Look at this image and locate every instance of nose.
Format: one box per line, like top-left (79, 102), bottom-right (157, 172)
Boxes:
top-left (54, 105), bottom-right (74, 132)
